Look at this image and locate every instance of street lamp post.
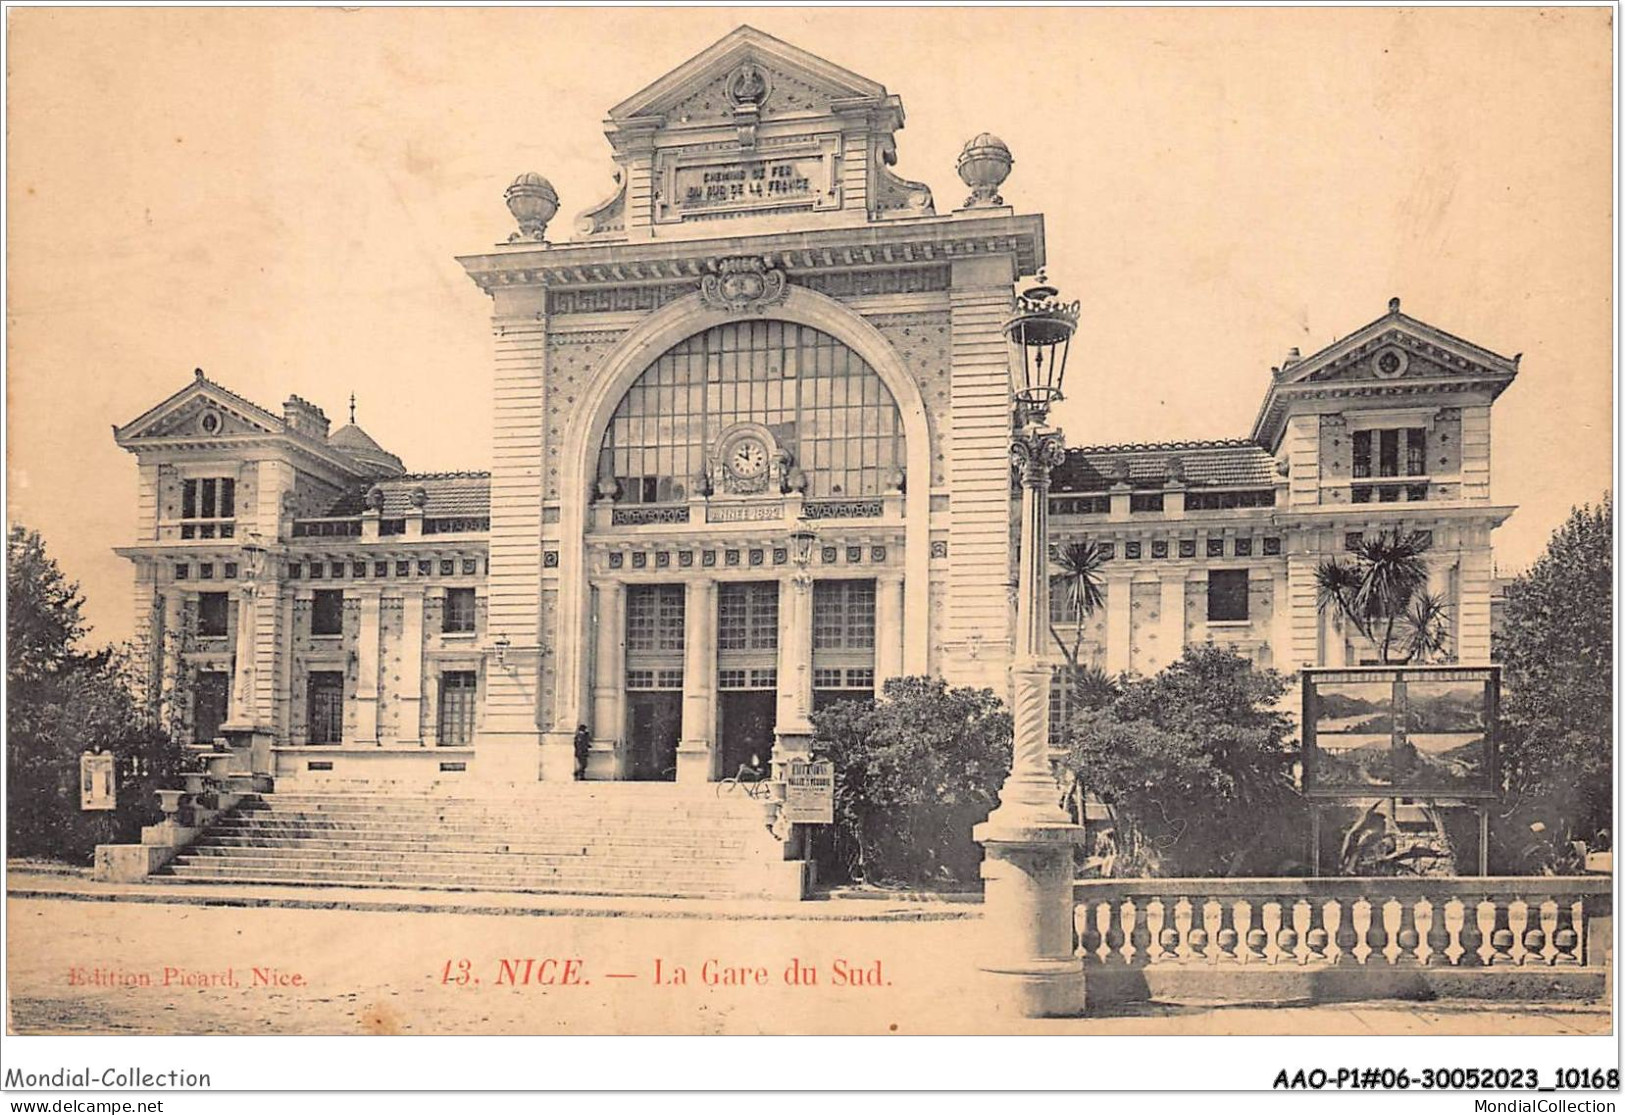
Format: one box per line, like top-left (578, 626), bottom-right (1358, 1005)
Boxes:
top-left (974, 275), bottom-right (1088, 1017)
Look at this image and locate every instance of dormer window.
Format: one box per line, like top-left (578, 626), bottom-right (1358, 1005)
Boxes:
top-left (180, 477), bottom-right (236, 539)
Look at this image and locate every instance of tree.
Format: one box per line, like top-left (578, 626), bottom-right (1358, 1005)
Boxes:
top-left (6, 526), bottom-right (180, 862)
top-left (1494, 496), bottom-right (1612, 864)
top-left (8, 525), bottom-right (89, 686)
top-left (1048, 539), bottom-right (1115, 737)
top-left (811, 677), bottom-right (1012, 887)
top-left (1315, 530), bottom-right (1450, 664)
top-left (1061, 644), bottom-right (1305, 877)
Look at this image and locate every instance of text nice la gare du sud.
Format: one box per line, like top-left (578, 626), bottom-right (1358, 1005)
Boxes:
top-left (4, 1068), bottom-right (211, 1089)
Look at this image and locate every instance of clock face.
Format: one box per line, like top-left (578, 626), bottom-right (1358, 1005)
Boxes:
top-left (729, 438), bottom-right (768, 478)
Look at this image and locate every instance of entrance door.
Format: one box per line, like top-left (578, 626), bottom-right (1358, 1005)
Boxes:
top-left (719, 690), bottom-right (777, 779)
top-left (194, 672), bottom-right (230, 743)
top-left (626, 691), bottom-right (681, 781)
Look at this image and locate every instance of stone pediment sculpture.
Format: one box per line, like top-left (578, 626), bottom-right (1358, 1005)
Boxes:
top-left (1251, 297), bottom-right (1520, 449)
top-left (700, 257), bottom-right (789, 314)
top-left (568, 25), bottom-right (932, 237)
top-left (113, 371), bottom-right (282, 445)
top-left (607, 26), bottom-right (887, 125)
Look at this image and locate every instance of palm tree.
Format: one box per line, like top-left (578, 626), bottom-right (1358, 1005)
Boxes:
top-left (1050, 539), bottom-right (1108, 673)
top-left (1314, 530), bottom-right (1450, 665)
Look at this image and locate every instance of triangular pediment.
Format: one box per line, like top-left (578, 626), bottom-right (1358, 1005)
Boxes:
top-left (608, 25), bottom-right (889, 125)
top-left (115, 374), bottom-right (282, 444)
top-left (1279, 305), bottom-right (1519, 388)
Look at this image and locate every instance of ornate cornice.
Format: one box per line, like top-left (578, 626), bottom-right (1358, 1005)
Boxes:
top-left (457, 213), bottom-right (1043, 295)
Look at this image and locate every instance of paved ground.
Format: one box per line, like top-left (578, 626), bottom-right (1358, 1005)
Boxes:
top-left (4, 878), bottom-right (1611, 1037)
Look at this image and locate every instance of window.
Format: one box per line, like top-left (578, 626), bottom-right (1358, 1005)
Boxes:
top-left (1207, 570), bottom-right (1250, 622)
top-left (194, 592), bottom-right (228, 638)
top-left (813, 580), bottom-right (876, 650)
top-left (626, 585), bottom-right (685, 652)
top-left (438, 672), bottom-right (478, 746)
top-left (1129, 492), bottom-right (1164, 513)
top-left (306, 672), bottom-right (344, 744)
top-left (180, 477), bottom-right (236, 539)
top-left (443, 588), bottom-right (477, 634)
top-left (311, 590), bottom-right (344, 637)
top-left (718, 582), bottom-right (778, 651)
top-left (1353, 427), bottom-right (1427, 481)
top-left (599, 321), bottom-right (905, 500)
top-left (1186, 489), bottom-right (1275, 511)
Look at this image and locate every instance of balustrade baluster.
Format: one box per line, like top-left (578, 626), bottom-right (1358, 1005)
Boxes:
top-left (1101, 898), bottom-right (1126, 966)
top-left (1128, 897), bottom-right (1154, 968)
top-left (1394, 896), bottom-right (1421, 965)
top-left (1487, 895), bottom-right (1515, 965)
top-left (1157, 897), bottom-right (1184, 962)
top-left (1187, 897), bottom-right (1210, 963)
top-left (1333, 897), bottom-right (1361, 966)
top-left (1242, 899), bottom-right (1269, 964)
top-left (1364, 898), bottom-right (1391, 966)
top-left (1304, 898), bottom-right (1329, 964)
top-left (1551, 898), bottom-right (1580, 966)
top-left (1215, 897), bottom-right (1239, 963)
top-left (1457, 895), bottom-right (1485, 967)
top-left (1424, 897), bottom-right (1453, 966)
top-left (1519, 897), bottom-right (1548, 966)
top-left (1076, 900), bottom-right (1103, 964)
top-left (1275, 897), bottom-right (1302, 965)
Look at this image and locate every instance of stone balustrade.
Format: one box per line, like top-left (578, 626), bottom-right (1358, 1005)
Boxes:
top-left (1073, 877), bottom-right (1611, 1006)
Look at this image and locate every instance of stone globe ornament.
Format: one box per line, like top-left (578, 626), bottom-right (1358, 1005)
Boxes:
top-left (956, 133), bottom-right (1013, 208)
top-left (1004, 271), bottom-right (1081, 425)
top-left (505, 172), bottom-right (559, 243)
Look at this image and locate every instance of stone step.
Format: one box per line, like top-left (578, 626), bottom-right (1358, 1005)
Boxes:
top-left (159, 871), bottom-right (739, 899)
top-left (165, 859), bottom-right (742, 889)
top-left (209, 820), bottom-right (764, 841)
top-left (181, 843), bottom-right (753, 865)
top-left (199, 834), bottom-right (754, 855)
top-left (235, 809), bottom-right (760, 825)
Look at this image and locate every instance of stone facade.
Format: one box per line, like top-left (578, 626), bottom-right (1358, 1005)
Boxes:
top-left (113, 27), bottom-right (1518, 791)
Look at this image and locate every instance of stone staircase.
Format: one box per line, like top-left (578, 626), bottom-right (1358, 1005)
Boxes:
top-left (158, 784), bottom-right (782, 899)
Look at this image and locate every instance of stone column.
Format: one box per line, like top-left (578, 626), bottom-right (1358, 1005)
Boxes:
top-left (353, 588), bottom-right (382, 745)
top-left (589, 580), bottom-right (625, 780)
top-left (677, 577), bottom-right (716, 783)
top-left (975, 425), bottom-right (1085, 1018)
top-left (874, 572), bottom-right (905, 694)
top-left (397, 589), bottom-right (426, 745)
top-left (772, 570), bottom-right (815, 774)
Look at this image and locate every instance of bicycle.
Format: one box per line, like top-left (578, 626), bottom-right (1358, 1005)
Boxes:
top-left (716, 763), bottom-right (773, 800)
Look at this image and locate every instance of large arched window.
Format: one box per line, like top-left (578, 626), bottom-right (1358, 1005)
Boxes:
top-left (598, 320), bottom-right (904, 502)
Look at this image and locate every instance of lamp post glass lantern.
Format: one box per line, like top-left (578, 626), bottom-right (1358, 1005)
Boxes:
top-left (788, 522), bottom-right (818, 567)
top-left (1005, 274), bottom-right (1080, 426)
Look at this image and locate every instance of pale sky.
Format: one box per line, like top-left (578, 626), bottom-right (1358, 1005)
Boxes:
top-left (7, 6), bottom-right (1613, 647)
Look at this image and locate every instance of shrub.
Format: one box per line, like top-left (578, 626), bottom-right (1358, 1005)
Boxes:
top-left (1061, 645), bottom-right (1306, 877)
top-left (811, 677), bottom-right (1011, 887)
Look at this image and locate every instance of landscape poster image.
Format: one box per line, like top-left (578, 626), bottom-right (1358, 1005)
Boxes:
top-left (1305, 669), bottom-right (1497, 799)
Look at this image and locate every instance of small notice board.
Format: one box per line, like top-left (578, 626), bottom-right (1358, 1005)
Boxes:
top-left (783, 759), bottom-right (834, 825)
top-left (80, 751), bottom-right (116, 811)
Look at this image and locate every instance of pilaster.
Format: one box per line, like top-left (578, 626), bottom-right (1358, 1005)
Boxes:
top-left (1104, 570), bottom-right (1132, 676)
top-left (945, 254), bottom-right (1017, 674)
top-left (353, 587), bottom-right (383, 745)
top-left (678, 577), bottom-right (717, 783)
top-left (397, 589), bottom-right (427, 745)
top-left (479, 284), bottom-right (549, 781)
top-left (874, 573), bottom-right (905, 694)
top-left (590, 580), bottom-right (626, 780)
top-left (773, 571), bottom-right (815, 773)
